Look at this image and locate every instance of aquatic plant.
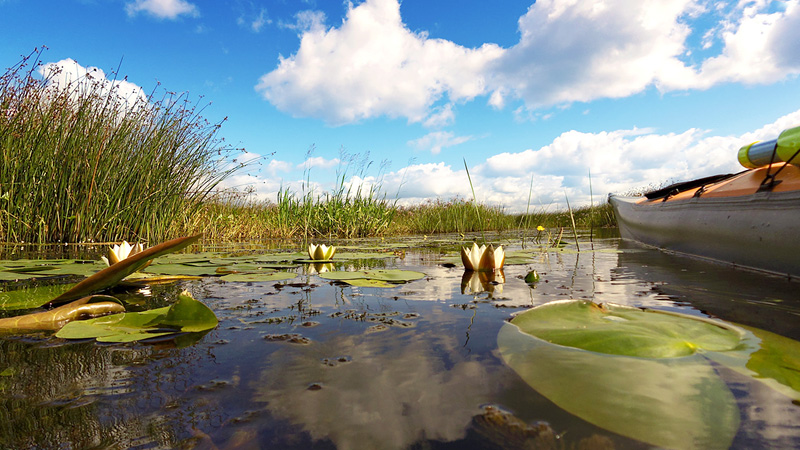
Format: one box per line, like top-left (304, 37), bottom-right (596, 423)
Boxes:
top-left (499, 300), bottom-right (800, 449)
top-left (0, 49), bottom-right (241, 243)
top-left (308, 243), bottom-right (336, 260)
top-left (460, 242), bottom-right (505, 272)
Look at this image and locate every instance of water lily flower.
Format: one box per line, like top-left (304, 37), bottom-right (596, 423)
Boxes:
top-left (308, 243), bottom-right (336, 261)
top-left (101, 241), bottom-right (146, 266)
top-left (461, 242), bottom-right (505, 272)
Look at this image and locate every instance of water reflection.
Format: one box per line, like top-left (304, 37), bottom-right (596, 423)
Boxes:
top-left (1, 234), bottom-right (799, 448)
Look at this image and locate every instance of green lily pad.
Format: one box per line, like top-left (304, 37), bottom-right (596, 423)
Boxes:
top-left (220, 272), bottom-right (297, 282)
top-left (510, 300), bottom-right (741, 358)
top-left (144, 263), bottom-right (221, 277)
top-left (499, 300), bottom-right (800, 448)
top-left (56, 291), bottom-right (217, 342)
top-left (339, 278), bottom-right (398, 288)
top-left (0, 283), bottom-right (77, 311)
top-left (318, 269), bottom-right (425, 283)
top-left (498, 322), bottom-right (740, 450)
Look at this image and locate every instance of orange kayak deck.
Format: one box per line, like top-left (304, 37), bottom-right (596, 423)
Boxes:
top-left (639, 163), bottom-right (800, 204)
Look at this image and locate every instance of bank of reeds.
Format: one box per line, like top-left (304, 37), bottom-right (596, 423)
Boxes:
top-left (180, 183), bottom-right (397, 241)
top-left (177, 194), bottom-right (615, 240)
top-left (0, 49), bottom-right (235, 243)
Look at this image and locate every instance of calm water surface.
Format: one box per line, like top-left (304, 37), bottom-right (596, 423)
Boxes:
top-left (1, 232), bottom-right (799, 449)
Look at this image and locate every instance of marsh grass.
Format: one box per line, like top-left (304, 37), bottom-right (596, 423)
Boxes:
top-left (0, 49), bottom-right (237, 243)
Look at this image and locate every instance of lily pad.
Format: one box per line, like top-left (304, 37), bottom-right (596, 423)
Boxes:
top-left (220, 272), bottom-right (297, 282)
top-left (318, 269), bottom-right (425, 284)
top-left (0, 283), bottom-right (77, 311)
top-left (499, 300), bottom-right (800, 449)
top-left (498, 321), bottom-right (740, 450)
top-left (510, 300), bottom-right (741, 358)
top-left (56, 291), bottom-right (217, 342)
top-left (144, 263), bottom-right (221, 277)
top-left (338, 278), bottom-right (398, 288)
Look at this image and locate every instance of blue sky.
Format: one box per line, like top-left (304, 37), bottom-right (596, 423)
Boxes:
top-left (2, 0), bottom-right (800, 212)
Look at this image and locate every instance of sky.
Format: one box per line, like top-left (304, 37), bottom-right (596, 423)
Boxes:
top-left (2, 0), bottom-right (800, 212)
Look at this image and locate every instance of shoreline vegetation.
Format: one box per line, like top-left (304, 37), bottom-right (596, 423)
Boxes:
top-left (1, 49), bottom-right (615, 245)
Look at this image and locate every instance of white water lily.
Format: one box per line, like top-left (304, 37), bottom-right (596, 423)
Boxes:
top-left (101, 240), bottom-right (145, 266)
top-left (308, 243), bottom-right (336, 261)
top-left (461, 243), bottom-right (505, 272)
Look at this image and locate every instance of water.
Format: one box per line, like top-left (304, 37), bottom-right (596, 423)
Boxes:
top-left (1, 232), bottom-right (799, 449)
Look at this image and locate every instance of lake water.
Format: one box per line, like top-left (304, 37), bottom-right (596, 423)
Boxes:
top-left (1, 231), bottom-right (799, 449)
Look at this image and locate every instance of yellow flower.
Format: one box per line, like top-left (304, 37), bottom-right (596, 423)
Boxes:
top-left (537, 225), bottom-right (545, 231)
top-left (308, 243), bottom-right (336, 261)
top-left (460, 242), bottom-right (505, 271)
top-left (101, 240), bottom-right (145, 266)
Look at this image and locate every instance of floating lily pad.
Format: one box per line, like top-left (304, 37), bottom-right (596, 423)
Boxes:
top-left (56, 291), bottom-right (217, 342)
top-left (499, 300), bottom-right (800, 449)
top-left (0, 283), bottom-right (77, 311)
top-left (144, 264), bottom-right (221, 277)
top-left (220, 272), bottom-right (297, 282)
top-left (498, 320), bottom-right (739, 450)
top-left (338, 278), bottom-right (398, 288)
top-left (511, 300), bottom-right (741, 358)
top-left (318, 269), bottom-right (425, 284)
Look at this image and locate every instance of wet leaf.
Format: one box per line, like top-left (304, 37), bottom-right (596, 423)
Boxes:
top-left (510, 300), bottom-right (741, 358)
top-left (56, 291), bottom-right (217, 342)
top-left (220, 272), bottom-right (297, 282)
top-left (51, 235), bottom-right (202, 304)
top-left (144, 263), bottom-right (221, 276)
top-left (498, 322), bottom-right (740, 450)
top-left (318, 269), bottom-right (425, 284)
top-left (0, 283), bottom-right (76, 311)
top-left (339, 279), bottom-right (398, 288)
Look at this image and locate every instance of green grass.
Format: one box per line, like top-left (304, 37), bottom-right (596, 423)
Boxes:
top-left (0, 49), bottom-right (236, 243)
top-left (1, 49), bottom-right (617, 244)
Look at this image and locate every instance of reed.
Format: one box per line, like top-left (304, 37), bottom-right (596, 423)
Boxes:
top-left (0, 49), bottom-right (237, 243)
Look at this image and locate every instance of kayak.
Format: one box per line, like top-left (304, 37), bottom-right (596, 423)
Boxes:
top-left (609, 126), bottom-right (800, 279)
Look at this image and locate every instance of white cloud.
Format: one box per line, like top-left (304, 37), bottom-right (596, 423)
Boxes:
top-left (38, 59), bottom-right (148, 114)
top-left (125, 0), bottom-right (200, 20)
top-left (279, 9), bottom-right (327, 33)
top-left (125, 0), bottom-right (199, 19)
top-left (256, 0), bottom-right (503, 125)
top-left (213, 108), bottom-right (800, 212)
top-left (300, 156), bottom-right (340, 170)
top-left (239, 7), bottom-right (271, 32)
top-left (256, 0), bottom-right (800, 124)
top-left (422, 104), bottom-right (455, 128)
top-left (266, 159), bottom-right (294, 176)
top-left (407, 131), bottom-right (472, 155)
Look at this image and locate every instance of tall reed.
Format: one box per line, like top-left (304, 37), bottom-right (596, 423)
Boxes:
top-left (0, 49), bottom-right (237, 243)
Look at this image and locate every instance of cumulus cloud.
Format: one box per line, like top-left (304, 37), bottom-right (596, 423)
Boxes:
top-left (488, 0), bottom-right (694, 108)
top-left (214, 108), bottom-right (800, 211)
top-left (256, 0), bottom-right (503, 125)
top-left (266, 159), bottom-right (294, 176)
top-left (38, 59), bottom-right (148, 113)
top-left (407, 131), bottom-right (473, 155)
top-left (256, 0), bottom-right (800, 124)
top-left (300, 156), bottom-right (340, 170)
top-left (125, 0), bottom-right (199, 19)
